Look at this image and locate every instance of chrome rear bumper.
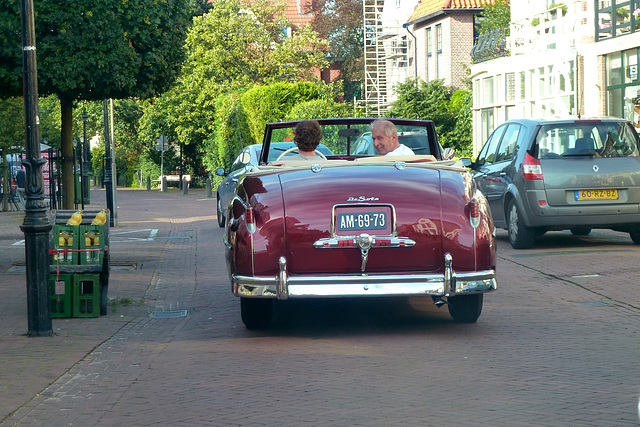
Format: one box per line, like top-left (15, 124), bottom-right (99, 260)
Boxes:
top-left (233, 266), bottom-right (497, 300)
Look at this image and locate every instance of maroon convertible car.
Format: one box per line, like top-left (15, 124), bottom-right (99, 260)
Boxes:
top-left (222, 118), bottom-right (497, 329)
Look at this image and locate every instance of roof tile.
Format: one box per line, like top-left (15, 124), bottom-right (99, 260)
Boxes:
top-left (408, 0), bottom-right (494, 22)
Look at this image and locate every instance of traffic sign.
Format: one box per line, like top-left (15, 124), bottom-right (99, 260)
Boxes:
top-left (155, 136), bottom-right (169, 151)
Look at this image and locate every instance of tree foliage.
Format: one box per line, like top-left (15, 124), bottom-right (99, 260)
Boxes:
top-left (241, 82), bottom-right (323, 145)
top-left (141, 0), bottom-right (330, 178)
top-left (478, 0), bottom-right (511, 35)
top-left (389, 79), bottom-right (472, 156)
top-left (309, 0), bottom-right (363, 84)
top-left (0, 97), bottom-right (24, 153)
top-left (0, 0), bottom-right (193, 207)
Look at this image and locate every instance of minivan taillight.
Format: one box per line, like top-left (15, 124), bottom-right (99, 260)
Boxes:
top-left (523, 153), bottom-right (543, 180)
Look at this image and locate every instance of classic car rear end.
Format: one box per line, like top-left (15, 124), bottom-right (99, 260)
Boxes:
top-left (222, 119), bottom-right (497, 328)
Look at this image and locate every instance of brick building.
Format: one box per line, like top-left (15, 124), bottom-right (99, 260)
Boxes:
top-left (405, 0), bottom-right (491, 91)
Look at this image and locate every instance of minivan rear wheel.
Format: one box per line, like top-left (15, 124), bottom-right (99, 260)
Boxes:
top-left (507, 199), bottom-right (535, 249)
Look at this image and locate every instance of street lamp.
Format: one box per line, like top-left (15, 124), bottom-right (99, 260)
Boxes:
top-left (20, 0), bottom-right (53, 336)
top-left (103, 100), bottom-right (114, 226)
top-left (82, 102), bottom-right (89, 205)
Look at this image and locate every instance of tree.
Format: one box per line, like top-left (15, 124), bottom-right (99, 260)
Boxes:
top-left (0, 97), bottom-right (24, 211)
top-left (478, 0), bottom-right (511, 35)
top-left (143, 0), bottom-right (330, 178)
top-left (309, 0), bottom-right (364, 93)
top-left (389, 79), bottom-right (473, 156)
top-left (0, 0), bottom-right (193, 208)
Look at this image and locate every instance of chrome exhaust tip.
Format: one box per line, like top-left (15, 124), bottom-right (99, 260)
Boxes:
top-left (432, 296), bottom-right (447, 307)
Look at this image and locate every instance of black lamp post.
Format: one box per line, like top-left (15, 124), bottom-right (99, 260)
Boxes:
top-left (20, 0), bottom-right (53, 336)
top-left (82, 103), bottom-right (89, 204)
top-left (103, 100), bottom-right (114, 226)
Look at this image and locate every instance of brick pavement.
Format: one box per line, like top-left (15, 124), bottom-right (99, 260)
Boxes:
top-left (1, 186), bottom-right (639, 426)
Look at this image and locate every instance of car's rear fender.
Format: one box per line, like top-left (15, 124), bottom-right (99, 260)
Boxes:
top-left (441, 170), bottom-right (496, 273)
top-left (226, 174), bottom-right (286, 278)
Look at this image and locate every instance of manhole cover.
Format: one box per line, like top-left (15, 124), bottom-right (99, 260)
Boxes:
top-left (149, 310), bottom-right (188, 318)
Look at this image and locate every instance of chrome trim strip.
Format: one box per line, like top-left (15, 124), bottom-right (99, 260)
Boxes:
top-left (232, 270), bottom-right (496, 298)
top-left (223, 234), bottom-right (232, 249)
top-left (313, 235), bottom-right (416, 249)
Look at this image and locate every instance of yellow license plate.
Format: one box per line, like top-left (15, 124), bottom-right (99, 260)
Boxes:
top-left (575, 189), bottom-right (619, 200)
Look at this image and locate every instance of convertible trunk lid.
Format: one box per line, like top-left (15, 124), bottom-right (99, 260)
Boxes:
top-left (278, 164), bottom-right (445, 274)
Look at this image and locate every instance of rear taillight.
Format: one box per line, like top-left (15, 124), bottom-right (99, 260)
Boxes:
top-left (523, 152), bottom-right (543, 180)
top-left (469, 198), bottom-right (480, 229)
top-left (245, 207), bottom-right (256, 234)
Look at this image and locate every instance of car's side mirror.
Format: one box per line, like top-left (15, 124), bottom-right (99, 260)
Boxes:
top-left (239, 151), bottom-right (251, 164)
top-left (215, 167), bottom-right (226, 177)
top-left (443, 147), bottom-right (455, 160)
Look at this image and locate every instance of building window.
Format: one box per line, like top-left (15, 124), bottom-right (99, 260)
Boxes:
top-left (506, 73), bottom-right (515, 102)
top-left (483, 77), bottom-right (494, 105)
top-left (481, 109), bottom-right (495, 144)
top-left (595, 0), bottom-right (639, 41)
top-left (426, 28), bottom-right (432, 57)
top-left (436, 24), bottom-right (442, 79)
top-left (606, 48), bottom-right (640, 127)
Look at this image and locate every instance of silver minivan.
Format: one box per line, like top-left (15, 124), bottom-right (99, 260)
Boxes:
top-left (464, 118), bottom-right (640, 248)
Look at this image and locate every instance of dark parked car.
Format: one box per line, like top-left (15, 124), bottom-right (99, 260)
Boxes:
top-left (215, 142), bottom-right (332, 227)
top-left (464, 117), bottom-right (640, 249)
top-left (222, 118), bottom-right (497, 329)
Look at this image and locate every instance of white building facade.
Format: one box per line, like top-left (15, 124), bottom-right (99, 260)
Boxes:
top-left (470, 0), bottom-right (640, 154)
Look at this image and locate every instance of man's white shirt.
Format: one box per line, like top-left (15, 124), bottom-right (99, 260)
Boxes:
top-left (385, 144), bottom-right (415, 156)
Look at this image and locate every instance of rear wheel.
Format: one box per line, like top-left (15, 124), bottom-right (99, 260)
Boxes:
top-left (507, 199), bottom-right (535, 249)
top-left (570, 227), bottom-right (592, 236)
top-left (448, 294), bottom-right (483, 323)
top-left (241, 298), bottom-right (273, 329)
top-left (534, 228), bottom-right (547, 237)
top-left (216, 193), bottom-right (225, 228)
top-left (630, 231), bottom-right (640, 245)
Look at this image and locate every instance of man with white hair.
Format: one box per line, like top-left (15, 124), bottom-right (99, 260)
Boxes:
top-left (371, 119), bottom-right (415, 156)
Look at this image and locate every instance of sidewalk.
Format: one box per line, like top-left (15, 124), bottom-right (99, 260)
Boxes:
top-left (0, 185), bottom-right (215, 422)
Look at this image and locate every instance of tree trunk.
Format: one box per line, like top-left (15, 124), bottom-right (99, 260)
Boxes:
top-left (1, 149), bottom-right (8, 212)
top-left (60, 98), bottom-right (75, 210)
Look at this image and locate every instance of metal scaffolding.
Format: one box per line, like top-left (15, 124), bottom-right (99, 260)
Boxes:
top-left (363, 0), bottom-right (388, 116)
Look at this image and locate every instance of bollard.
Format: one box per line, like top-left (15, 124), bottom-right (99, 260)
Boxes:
top-left (206, 178), bottom-right (213, 198)
top-left (161, 176), bottom-right (167, 192)
top-left (146, 176), bottom-right (151, 191)
top-left (183, 177), bottom-right (189, 195)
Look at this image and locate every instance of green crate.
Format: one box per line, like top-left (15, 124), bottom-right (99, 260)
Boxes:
top-left (52, 224), bottom-right (79, 265)
top-left (49, 274), bottom-right (72, 318)
top-left (79, 224), bottom-right (105, 265)
top-left (73, 274), bottom-right (101, 318)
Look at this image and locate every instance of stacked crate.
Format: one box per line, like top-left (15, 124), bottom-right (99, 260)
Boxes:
top-left (49, 209), bottom-right (109, 318)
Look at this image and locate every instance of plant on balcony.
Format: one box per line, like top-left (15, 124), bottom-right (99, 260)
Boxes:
top-left (617, 7), bottom-right (630, 20)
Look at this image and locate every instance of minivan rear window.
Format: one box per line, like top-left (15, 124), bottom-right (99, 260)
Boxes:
top-left (536, 121), bottom-right (640, 158)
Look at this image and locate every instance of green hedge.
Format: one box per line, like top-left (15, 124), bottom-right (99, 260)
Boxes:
top-left (241, 81), bottom-right (321, 145)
